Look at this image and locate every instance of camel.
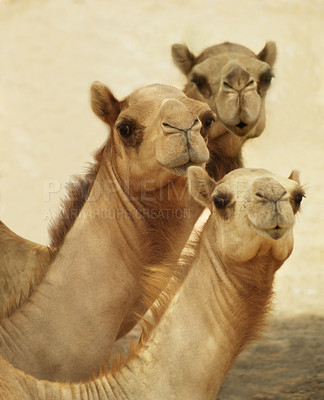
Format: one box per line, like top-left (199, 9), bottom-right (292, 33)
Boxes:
top-left (0, 80), bottom-right (215, 315)
top-left (0, 40), bottom-right (276, 313)
top-left (172, 41), bottom-right (277, 179)
top-left (0, 222), bottom-right (52, 312)
top-left (0, 82), bottom-right (215, 382)
top-left (0, 166), bottom-right (305, 399)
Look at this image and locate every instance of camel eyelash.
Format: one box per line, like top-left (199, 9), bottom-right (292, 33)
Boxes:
top-left (290, 188), bottom-right (306, 213)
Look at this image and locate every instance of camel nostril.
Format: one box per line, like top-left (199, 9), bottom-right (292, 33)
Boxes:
top-left (255, 192), bottom-right (265, 199)
top-left (162, 118), bottom-right (201, 134)
top-left (236, 122), bottom-right (247, 129)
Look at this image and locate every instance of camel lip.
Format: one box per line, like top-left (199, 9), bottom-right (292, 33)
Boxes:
top-left (217, 119), bottom-right (250, 137)
top-left (218, 116), bottom-right (257, 137)
top-left (263, 227), bottom-right (289, 240)
top-left (167, 161), bottom-right (205, 176)
top-left (157, 147), bottom-right (209, 176)
top-left (249, 219), bottom-right (290, 241)
top-left (236, 121), bottom-right (247, 130)
top-left (230, 123), bottom-right (251, 137)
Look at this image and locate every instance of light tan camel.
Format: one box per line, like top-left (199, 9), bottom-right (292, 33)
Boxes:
top-left (0, 81), bottom-right (215, 315)
top-left (172, 41), bottom-right (277, 179)
top-left (0, 82), bottom-right (214, 382)
top-left (0, 167), bottom-right (304, 399)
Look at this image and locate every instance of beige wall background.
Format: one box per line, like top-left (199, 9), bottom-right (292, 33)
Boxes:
top-left (0, 0), bottom-right (323, 318)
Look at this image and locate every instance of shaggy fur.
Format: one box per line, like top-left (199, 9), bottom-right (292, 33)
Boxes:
top-left (49, 143), bottom-right (106, 252)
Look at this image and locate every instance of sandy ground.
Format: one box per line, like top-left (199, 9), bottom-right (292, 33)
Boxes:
top-left (0, 0), bottom-right (323, 397)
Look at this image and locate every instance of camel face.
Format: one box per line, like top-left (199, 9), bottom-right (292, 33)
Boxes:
top-left (172, 42), bottom-right (276, 140)
top-left (188, 167), bottom-right (304, 262)
top-left (91, 82), bottom-right (214, 188)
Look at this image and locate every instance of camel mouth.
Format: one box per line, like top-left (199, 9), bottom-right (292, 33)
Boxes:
top-left (219, 119), bottom-right (251, 137)
top-left (236, 121), bottom-right (247, 129)
top-left (260, 227), bottom-right (289, 240)
top-left (168, 161), bottom-right (204, 176)
top-left (156, 132), bottom-right (209, 176)
top-left (264, 226), bottom-right (289, 240)
top-left (249, 220), bottom-right (290, 241)
top-left (157, 155), bottom-right (207, 176)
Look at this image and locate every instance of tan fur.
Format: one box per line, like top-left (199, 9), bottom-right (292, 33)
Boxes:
top-left (0, 222), bottom-right (52, 316)
top-left (0, 167), bottom-right (304, 399)
top-left (172, 41), bottom-right (277, 180)
top-left (49, 144), bottom-right (105, 252)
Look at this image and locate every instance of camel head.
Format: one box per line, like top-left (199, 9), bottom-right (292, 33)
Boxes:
top-left (188, 167), bottom-right (304, 263)
top-left (91, 82), bottom-right (215, 190)
top-left (172, 41), bottom-right (276, 142)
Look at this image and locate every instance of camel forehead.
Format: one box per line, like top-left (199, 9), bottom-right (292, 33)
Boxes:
top-left (199, 42), bottom-right (256, 59)
top-left (126, 84), bottom-right (186, 106)
top-left (217, 168), bottom-right (300, 195)
top-left (122, 84), bottom-right (209, 117)
top-left (192, 54), bottom-right (269, 80)
top-left (180, 95), bottom-right (211, 114)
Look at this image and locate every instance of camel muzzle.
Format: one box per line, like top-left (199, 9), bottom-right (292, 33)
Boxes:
top-left (247, 177), bottom-right (296, 240)
top-left (155, 99), bottom-right (210, 175)
top-left (156, 130), bottom-right (209, 174)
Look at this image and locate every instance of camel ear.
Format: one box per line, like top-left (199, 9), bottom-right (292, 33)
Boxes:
top-left (288, 170), bottom-right (300, 184)
top-left (257, 41), bottom-right (277, 67)
top-left (171, 43), bottom-right (196, 75)
top-left (188, 166), bottom-right (216, 210)
top-left (91, 81), bottom-right (121, 126)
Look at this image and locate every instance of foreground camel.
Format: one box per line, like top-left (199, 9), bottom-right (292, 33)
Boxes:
top-left (0, 82), bottom-right (214, 382)
top-left (0, 41), bottom-right (276, 312)
top-left (0, 167), bottom-right (304, 399)
top-left (172, 41), bottom-right (277, 179)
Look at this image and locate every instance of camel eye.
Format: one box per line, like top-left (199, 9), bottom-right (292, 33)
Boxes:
top-left (261, 75), bottom-right (272, 84)
top-left (191, 74), bottom-right (212, 98)
top-left (294, 193), bottom-right (304, 206)
top-left (199, 111), bottom-right (216, 138)
top-left (116, 118), bottom-right (144, 147)
top-left (117, 124), bottom-right (132, 138)
top-left (204, 118), bottom-right (214, 128)
top-left (213, 195), bottom-right (230, 209)
top-left (291, 191), bottom-right (305, 213)
top-left (259, 70), bottom-right (274, 86)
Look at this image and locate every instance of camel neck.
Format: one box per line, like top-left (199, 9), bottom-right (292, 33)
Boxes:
top-left (0, 162), bottom-right (146, 382)
top-left (0, 156), bottom-right (198, 383)
top-left (0, 155), bottom-right (203, 383)
top-left (206, 148), bottom-right (243, 181)
top-left (104, 215), bottom-right (280, 400)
